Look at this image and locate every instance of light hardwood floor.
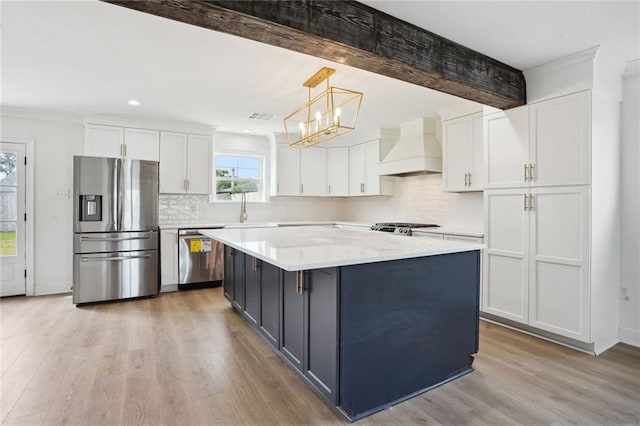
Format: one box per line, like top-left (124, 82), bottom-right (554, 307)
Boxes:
top-left (1, 287), bottom-right (638, 425)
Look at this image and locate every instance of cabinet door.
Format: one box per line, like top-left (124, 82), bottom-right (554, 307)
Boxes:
top-left (327, 147), bottom-right (349, 196)
top-left (275, 144), bottom-right (300, 196)
top-left (159, 132), bottom-right (187, 193)
top-left (484, 106), bottom-right (529, 189)
top-left (443, 116), bottom-right (472, 191)
top-left (445, 234), bottom-right (484, 309)
top-left (300, 147), bottom-right (328, 196)
top-left (528, 186), bottom-right (590, 341)
top-left (529, 91), bottom-right (590, 187)
top-left (348, 144), bottom-right (366, 195)
top-left (304, 268), bottom-right (338, 403)
top-left (483, 189), bottom-right (529, 323)
top-left (364, 141), bottom-right (381, 195)
top-left (244, 255), bottom-right (260, 326)
top-left (160, 230), bottom-right (179, 288)
top-left (281, 270), bottom-right (304, 371)
top-left (124, 128), bottom-right (160, 161)
top-left (260, 262), bottom-right (280, 348)
top-left (85, 124), bottom-right (123, 158)
top-left (468, 114), bottom-right (484, 190)
top-left (232, 249), bottom-right (245, 310)
top-left (223, 246), bottom-right (234, 301)
top-left (186, 134), bottom-right (212, 194)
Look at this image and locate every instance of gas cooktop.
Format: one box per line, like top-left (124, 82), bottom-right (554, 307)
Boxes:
top-left (370, 222), bottom-right (440, 236)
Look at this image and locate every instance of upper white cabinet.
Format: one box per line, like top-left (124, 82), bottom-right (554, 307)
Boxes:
top-left (85, 124), bottom-right (159, 161)
top-left (300, 147), bottom-right (328, 196)
top-left (274, 144), bottom-right (301, 196)
top-left (159, 132), bottom-right (211, 194)
top-left (327, 148), bottom-right (349, 196)
top-left (484, 91), bottom-right (590, 189)
top-left (442, 112), bottom-right (483, 191)
top-left (349, 140), bottom-right (393, 196)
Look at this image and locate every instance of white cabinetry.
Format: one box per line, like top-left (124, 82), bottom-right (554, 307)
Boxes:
top-left (274, 144), bottom-right (301, 196)
top-left (349, 140), bottom-right (393, 196)
top-left (300, 147), bottom-right (328, 196)
top-left (327, 148), bottom-right (349, 196)
top-left (160, 229), bottom-right (179, 291)
top-left (484, 91), bottom-right (590, 190)
top-left (484, 187), bottom-right (590, 341)
top-left (85, 124), bottom-right (159, 161)
top-left (443, 113), bottom-right (483, 191)
top-left (159, 132), bottom-right (211, 194)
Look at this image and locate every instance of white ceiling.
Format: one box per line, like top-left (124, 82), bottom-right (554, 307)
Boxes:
top-left (2, 1), bottom-right (638, 145)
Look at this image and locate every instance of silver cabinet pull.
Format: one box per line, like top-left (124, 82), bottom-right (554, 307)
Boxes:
top-left (277, 183), bottom-right (280, 193)
top-left (468, 172), bottom-right (472, 186)
top-left (529, 164), bottom-right (535, 181)
top-left (524, 194), bottom-right (528, 211)
top-left (524, 164), bottom-right (529, 181)
top-left (300, 183), bottom-right (303, 194)
top-left (81, 234), bottom-right (151, 242)
top-left (328, 184), bottom-right (331, 194)
top-left (360, 183), bottom-right (365, 193)
top-left (81, 254), bottom-right (151, 262)
top-left (124, 144), bottom-right (127, 157)
top-left (529, 194), bottom-right (534, 210)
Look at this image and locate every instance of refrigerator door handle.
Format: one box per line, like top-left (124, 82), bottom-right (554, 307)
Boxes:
top-left (80, 254), bottom-right (152, 262)
top-left (116, 158), bottom-right (124, 231)
top-left (80, 234), bottom-right (152, 242)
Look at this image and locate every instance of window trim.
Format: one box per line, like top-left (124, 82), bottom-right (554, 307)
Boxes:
top-left (212, 152), bottom-right (266, 203)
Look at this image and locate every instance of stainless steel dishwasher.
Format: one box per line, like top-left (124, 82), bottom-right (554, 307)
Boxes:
top-left (178, 229), bottom-right (224, 289)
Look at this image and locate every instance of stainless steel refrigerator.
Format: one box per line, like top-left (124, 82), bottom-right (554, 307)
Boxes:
top-left (72, 156), bottom-right (159, 305)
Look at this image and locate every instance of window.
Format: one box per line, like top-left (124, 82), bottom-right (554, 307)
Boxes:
top-left (214, 154), bottom-right (265, 202)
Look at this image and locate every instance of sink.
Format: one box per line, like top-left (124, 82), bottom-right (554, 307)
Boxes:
top-left (224, 222), bottom-right (279, 229)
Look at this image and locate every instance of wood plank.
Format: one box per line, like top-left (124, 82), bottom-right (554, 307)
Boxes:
top-left (1, 289), bottom-right (638, 425)
top-left (100, 0), bottom-right (526, 109)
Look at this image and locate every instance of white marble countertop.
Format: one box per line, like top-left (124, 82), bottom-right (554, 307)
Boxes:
top-left (411, 227), bottom-right (484, 238)
top-left (159, 221), bottom-right (372, 230)
top-left (200, 226), bottom-right (485, 271)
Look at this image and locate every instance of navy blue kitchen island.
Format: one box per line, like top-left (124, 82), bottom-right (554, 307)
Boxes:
top-left (201, 226), bottom-right (482, 421)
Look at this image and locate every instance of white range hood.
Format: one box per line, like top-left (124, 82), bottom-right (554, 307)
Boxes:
top-left (377, 117), bottom-right (442, 176)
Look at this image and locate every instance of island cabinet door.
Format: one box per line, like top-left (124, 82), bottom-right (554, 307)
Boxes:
top-left (281, 270), bottom-right (304, 371)
top-left (244, 255), bottom-right (261, 326)
top-left (232, 249), bottom-right (245, 310)
top-left (303, 268), bottom-right (339, 404)
top-left (259, 262), bottom-right (280, 348)
top-left (223, 246), bottom-right (234, 301)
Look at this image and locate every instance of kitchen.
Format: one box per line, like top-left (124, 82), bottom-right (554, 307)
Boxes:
top-left (1, 0), bottom-right (639, 425)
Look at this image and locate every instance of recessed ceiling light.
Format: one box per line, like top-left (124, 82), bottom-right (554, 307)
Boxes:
top-left (242, 129), bottom-right (252, 133)
top-left (128, 99), bottom-right (141, 106)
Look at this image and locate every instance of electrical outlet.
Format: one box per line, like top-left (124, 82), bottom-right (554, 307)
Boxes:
top-left (55, 190), bottom-right (69, 199)
top-left (621, 287), bottom-right (630, 301)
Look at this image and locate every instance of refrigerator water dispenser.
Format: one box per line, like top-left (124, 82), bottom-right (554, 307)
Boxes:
top-left (79, 194), bottom-right (102, 222)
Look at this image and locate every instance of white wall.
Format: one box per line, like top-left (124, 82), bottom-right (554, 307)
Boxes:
top-left (343, 173), bottom-right (483, 228)
top-left (1, 112), bottom-right (84, 295)
top-left (620, 60), bottom-right (640, 346)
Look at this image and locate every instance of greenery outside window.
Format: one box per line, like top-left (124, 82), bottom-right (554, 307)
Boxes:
top-left (214, 154), bottom-right (265, 202)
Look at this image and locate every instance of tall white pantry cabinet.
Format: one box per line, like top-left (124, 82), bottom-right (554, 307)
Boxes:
top-left (483, 86), bottom-right (620, 354)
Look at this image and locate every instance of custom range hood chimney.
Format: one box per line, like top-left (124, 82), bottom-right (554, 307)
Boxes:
top-left (377, 117), bottom-right (442, 176)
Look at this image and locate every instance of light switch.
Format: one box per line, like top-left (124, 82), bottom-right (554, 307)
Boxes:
top-left (55, 190), bottom-right (70, 199)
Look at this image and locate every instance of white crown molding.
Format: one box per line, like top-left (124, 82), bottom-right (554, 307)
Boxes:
top-left (82, 113), bottom-right (217, 135)
top-left (0, 106), bottom-right (83, 124)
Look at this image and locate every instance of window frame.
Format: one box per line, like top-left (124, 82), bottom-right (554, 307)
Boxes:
top-left (212, 152), bottom-right (266, 203)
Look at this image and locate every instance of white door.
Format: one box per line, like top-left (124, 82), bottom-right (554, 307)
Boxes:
top-left (275, 144), bottom-right (300, 196)
top-left (528, 186), bottom-right (590, 342)
top-left (348, 143), bottom-right (366, 196)
top-left (84, 124), bottom-right (123, 158)
top-left (529, 91), bottom-right (590, 187)
top-left (186, 134), bottom-right (212, 194)
top-left (442, 116), bottom-right (472, 191)
top-left (159, 132), bottom-right (187, 193)
top-left (0, 142), bottom-right (26, 296)
top-left (124, 128), bottom-right (160, 161)
top-left (300, 147), bottom-right (328, 196)
top-left (483, 106), bottom-right (529, 189)
top-left (327, 147), bottom-right (349, 196)
top-left (483, 189), bottom-right (529, 323)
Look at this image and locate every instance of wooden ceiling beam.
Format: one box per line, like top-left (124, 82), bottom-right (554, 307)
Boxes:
top-left (102, 0), bottom-right (526, 109)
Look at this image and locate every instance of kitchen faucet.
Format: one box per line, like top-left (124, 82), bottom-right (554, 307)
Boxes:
top-left (239, 190), bottom-right (248, 223)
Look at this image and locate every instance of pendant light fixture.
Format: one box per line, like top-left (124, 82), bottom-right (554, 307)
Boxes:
top-left (283, 67), bottom-right (363, 148)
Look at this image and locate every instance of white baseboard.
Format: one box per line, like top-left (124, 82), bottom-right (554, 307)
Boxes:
top-left (619, 327), bottom-right (640, 348)
top-left (34, 282), bottom-right (72, 296)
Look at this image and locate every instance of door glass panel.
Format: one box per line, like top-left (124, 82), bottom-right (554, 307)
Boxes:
top-left (0, 222), bottom-right (16, 256)
top-left (0, 187), bottom-right (17, 221)
top-left (0, 151), bottom-right (18, 185)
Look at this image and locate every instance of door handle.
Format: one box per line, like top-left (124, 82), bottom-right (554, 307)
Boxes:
top-left (524, 194), bottom-right (528, 211)
top-left (468, 172), bottom-right (472, 186)
top-left (81, 234), bottom-right (151, 242)
top-left (529, 164), bottom-right (535, 181)
top-left (529, 194), bottom-right (534, 211)
top-left (81, 254), bottom-right (151, 262)
top-left (524, 164), bottom-right (529, 181)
